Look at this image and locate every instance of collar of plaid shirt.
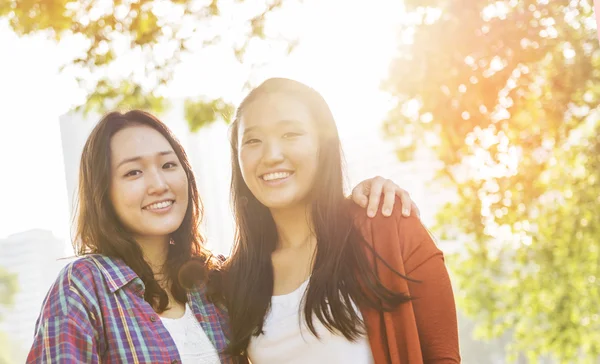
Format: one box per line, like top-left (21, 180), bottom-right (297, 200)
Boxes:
top-left (27, 254), bottom-right (246, 364)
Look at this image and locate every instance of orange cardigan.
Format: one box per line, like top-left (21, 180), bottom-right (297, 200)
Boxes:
top-left (350, 201), bottom-right (461, 363)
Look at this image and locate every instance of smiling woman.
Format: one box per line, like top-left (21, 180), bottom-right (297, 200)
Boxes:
top-left (26, 108), bottom-right (419, 364)
top-left (27, 110), bottom-right (237, 364)
top-left (237, 94), bottom-right (320, 210)
top-left (109, 124), bottom-right (189, 243)
top-left (225, 78), bottom-right (460, 364)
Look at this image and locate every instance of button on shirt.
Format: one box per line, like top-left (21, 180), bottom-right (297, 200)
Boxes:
top-left (26, 254), bottom-right (244, 364)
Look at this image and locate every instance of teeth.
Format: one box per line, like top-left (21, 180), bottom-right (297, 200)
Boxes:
top-left (262, 172), bottom-right (291, 181)
top-left (145, 200), bottom-right (173, 210)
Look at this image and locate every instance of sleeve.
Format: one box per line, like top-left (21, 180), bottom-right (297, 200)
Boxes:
top-left (400, 216), bottom-right (461, 363)
top-left (27, 314), bottom-right (99, 363)
top-left (26, 264), bottom-right (100, 363)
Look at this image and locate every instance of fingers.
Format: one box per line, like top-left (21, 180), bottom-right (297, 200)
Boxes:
top-left (398, 188), bottom-right (412, 217)
top-left (351, 183), bottom-right (369, 208)
top-left (354, 176), bottom-right (418, 219)
top-left (411, 201), bottom-right (421, 218)
top-left (381, 182), bottom-right (397, 217)
top-left (366, 176), bottom-right (386, 217)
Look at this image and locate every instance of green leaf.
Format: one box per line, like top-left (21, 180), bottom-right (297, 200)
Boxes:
top-left (184, 97), bottom-right (234, 132)
top-left (2, 0), bottom-right (291, 123)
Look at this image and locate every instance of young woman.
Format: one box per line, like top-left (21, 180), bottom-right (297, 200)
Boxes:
top-left (26, 110), bottom-right (416, 363)
top-left (225, 78), bottom-right (461, 363)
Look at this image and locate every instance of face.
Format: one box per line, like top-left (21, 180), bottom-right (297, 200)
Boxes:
top-left (237, 92), bottom-right (320, 210)
top-left (109, 124), bottom-right (189, 240)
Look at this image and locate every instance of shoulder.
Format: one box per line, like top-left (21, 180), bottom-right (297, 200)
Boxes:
top-left (348, 196), bottom-right (428, 237)
top-left (41, 255), bottom-right (112, 316)
top-left (347, 197), bottom-right (441, 266)
top-left (58, 255), bottom-right (106, 288)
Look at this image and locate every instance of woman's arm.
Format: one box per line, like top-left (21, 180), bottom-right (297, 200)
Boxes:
top-left (28, 315), bottom-right (99, 363)
top-left (400, 217), bottom-right (461, 363)
top-left (27, 265), bottom-right (100, 363)
top-left (351, 197), bottom-right (460, 363)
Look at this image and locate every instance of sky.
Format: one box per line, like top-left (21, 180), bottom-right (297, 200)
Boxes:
top-left (0, 0), bottom-right (408, 241)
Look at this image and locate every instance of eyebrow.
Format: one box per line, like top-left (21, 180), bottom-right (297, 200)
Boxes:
top-left (242, 119), bottom-right (302, 135)
top-left (116, 150), bottom-right (174, 169)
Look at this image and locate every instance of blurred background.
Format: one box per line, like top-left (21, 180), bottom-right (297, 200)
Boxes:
top-left (0, 0), bottom-right (599, 363)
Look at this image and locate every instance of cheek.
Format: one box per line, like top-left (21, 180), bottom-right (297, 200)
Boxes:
top-left (110, 181), bottom-right (140, 217)
top-left (293, 143), bottom-right (320, 188)
top-left (295, 141), bottom-right (319, 169)
top-left (172, 170), bottom-right (189, 204)
top-left (171, 170), bottom-right (188, 192)
top-left (239, 149), bottom-right (259, 181)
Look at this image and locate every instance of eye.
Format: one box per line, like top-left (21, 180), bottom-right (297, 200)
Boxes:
top-left (283, 132), bottom-right (303, 139)
top-left (124, 170), bottom-right (142, 177)
top-left (163, 161), bottom-right (178, 169)
top-left (243, 138), bottom-right (261, 145)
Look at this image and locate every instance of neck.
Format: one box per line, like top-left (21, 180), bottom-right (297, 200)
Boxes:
top-left (270, 203), bottom-right (314, 249)
top-left (136, 235), bottom-right (170, 276)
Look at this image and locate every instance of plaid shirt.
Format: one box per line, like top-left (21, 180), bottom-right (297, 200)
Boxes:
top-left (26, 254), bottom-right (245, 364)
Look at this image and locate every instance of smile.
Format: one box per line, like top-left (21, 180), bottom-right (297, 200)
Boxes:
top-left (261, 171), bottom-right (293, 181)
top-left (143, 200), bottom-right (174, 211)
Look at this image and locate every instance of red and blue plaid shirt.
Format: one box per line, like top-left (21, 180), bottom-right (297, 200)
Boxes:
top-left (26, 254), bottom-right (244, 363)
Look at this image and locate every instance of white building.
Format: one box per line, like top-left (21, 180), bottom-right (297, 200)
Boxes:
top-left (0, 229), bottom-right (67, 363)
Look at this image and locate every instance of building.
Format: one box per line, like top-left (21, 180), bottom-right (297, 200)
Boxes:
top-left (0, 229), bottom-right (68, 363)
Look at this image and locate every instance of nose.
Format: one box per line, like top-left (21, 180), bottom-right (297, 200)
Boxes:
top-left (262, 140), bottom-right (285, 165)
top-left (146, 168), bottom-right (169, 195)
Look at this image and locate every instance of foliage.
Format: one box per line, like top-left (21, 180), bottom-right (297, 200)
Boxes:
top-left (185, 97), bottom-right (235, 131)
top-left (0, 268), bottom-right (18, 364)
top-left (383, 0), bottom-right (600, 361)
top-left (0, 268), bottom-right (17, 315)
top-left (1, 0), bottom-right (292, 124)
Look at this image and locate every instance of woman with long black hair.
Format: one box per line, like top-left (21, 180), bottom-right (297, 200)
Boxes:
top-left (225, 78), bottom-right (460, 363)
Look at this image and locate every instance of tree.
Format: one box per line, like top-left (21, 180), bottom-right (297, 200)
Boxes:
top-left (0, 0), bottom-right (294, 128)
top-left (383, 0), bottom-right (600, 361)
top-left (0, 268), bottom-right (18, 364)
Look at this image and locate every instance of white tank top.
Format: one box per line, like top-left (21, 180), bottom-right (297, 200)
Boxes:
top-left (247, 280), bottom-right (375, 364)
top-left (160, 304), bottom-right (221, 364)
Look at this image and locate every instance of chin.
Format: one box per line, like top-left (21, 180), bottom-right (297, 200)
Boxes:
top-left (144, 228), bottom-right (177, 237)
top-left (146, 220), bottom-right (182, 236)
top-left (261, 197), bottom-right (304, 210)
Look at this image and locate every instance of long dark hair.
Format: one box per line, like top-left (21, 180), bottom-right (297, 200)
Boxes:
top-left (225, 78), bottom-right (413, 355)
top-left (74, 109), bottom-right (215, 313)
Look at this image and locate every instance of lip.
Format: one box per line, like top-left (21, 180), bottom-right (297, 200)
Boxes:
top-left (259, 169), bottom-right (294, 178)
top-left (142, 199), bottom-right (175, 213)
top-left (259, 170), bottom-right (294, 186)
